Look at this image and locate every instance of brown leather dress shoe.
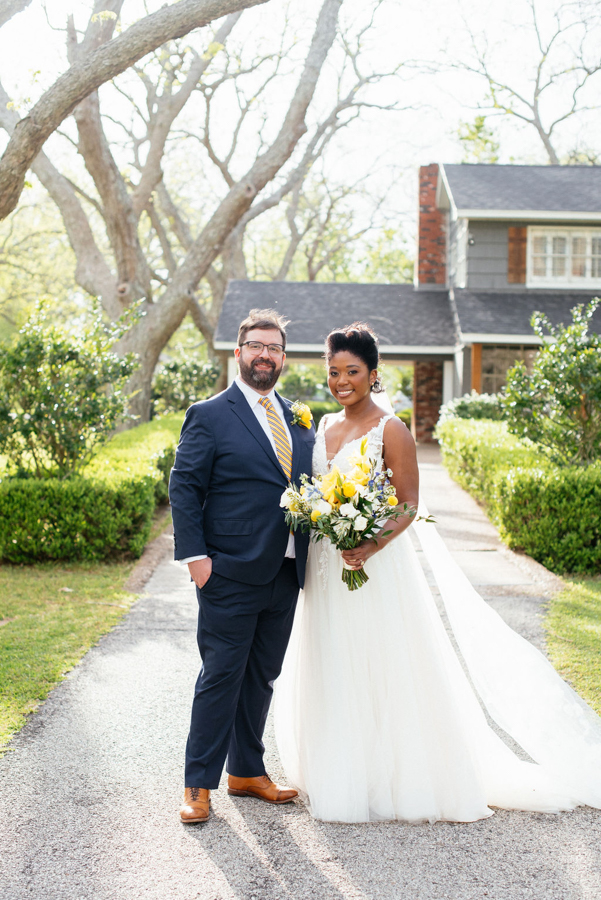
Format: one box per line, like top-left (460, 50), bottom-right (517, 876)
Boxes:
top-left (227, 774), bottom-right (298, 804)
top-left (180, 787), bottom-right (210, 823)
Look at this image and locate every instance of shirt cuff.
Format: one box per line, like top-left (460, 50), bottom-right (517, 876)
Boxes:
top-left (180, 555), bottom-right (208, 565)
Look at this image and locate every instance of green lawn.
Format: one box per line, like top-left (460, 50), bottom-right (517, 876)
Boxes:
top-left (0, 559), bottom-right (136, 751)
top-left (0, 416), bottom-right (182, 751)
top-left (545, 577), bottom-right (601, 715)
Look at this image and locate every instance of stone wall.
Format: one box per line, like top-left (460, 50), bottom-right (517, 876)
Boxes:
top-left (417, 164), bottom-right (447, 285)
top-left (413, 360), bottom-right (443, 442)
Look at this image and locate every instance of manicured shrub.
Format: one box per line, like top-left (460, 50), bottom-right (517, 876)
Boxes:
top-left (0, 475), bottom-right (155, 563)
top-left (436, 419), bottom-right (601, 574)
top-left (151, 359), bottom-right (220, 417)
top-left (87, 413), bottom-right (182, 504)
top-left (0, 413), bottom-right (183, 563)
top-left (306, 401), bottom-right (340, 428)
top-left (496, 465), bottom-right (601, 574)
top-left (305, 402), bottom-right (411, 429)
top-left (438, 390), bottom-right (505, 424)
top-left (279, 364), bottom-right (327, 403)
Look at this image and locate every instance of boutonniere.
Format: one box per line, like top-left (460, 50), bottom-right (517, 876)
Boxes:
top-left (291, 400), bottom-right (313, 429)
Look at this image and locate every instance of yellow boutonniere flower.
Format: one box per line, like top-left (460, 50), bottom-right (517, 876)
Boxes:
top-left (291, 400), bottom-right (313, 429)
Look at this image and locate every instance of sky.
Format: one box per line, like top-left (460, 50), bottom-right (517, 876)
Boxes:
top-left (0, 0), bottom-right (599, 250)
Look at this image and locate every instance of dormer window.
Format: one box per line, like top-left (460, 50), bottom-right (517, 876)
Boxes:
top-left (528, 226), bottom-right (601, 287)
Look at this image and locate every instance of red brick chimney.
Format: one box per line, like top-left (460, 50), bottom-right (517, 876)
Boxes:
top-left (417, 164), bottom-right (447, 286)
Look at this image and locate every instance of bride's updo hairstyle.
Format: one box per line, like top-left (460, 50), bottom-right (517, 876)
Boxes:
top-left (325, 322), bottom-right (384, 393)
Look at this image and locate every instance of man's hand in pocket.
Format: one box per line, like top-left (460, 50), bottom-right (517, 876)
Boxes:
top-left (188, 557), bottom-right (212, 589)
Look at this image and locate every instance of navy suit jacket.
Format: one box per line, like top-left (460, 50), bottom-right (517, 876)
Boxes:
top-left (169, 382), bottom-right (315, 588)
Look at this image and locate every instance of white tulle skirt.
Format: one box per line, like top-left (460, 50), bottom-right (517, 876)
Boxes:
top-left (274, 523), bottom-right (601, 823)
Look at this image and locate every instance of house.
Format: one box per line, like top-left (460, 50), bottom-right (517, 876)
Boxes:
top-left (214, 164), bottom-right (601, 441)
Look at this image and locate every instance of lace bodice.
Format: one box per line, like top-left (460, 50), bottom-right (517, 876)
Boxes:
top-left (312, 413), bottom-right (396, 476)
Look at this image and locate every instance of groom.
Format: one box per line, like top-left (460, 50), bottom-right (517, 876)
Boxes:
top-left (169, 308), bottom-right (315, 823)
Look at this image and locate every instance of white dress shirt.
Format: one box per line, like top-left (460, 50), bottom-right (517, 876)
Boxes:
top-left (180, 374), bottom-right (295, 564)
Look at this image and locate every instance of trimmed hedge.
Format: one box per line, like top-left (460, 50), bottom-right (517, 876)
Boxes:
top-left (308, 402), bottom-right (412, 429)
top-left (436, 419), bottom-right (601, 574)
top-left (87, 413), bottom-right (182, 504)
top-left (438, 391), bottom-right (504, 424)
top-left (0, 476), bottom-right (155, 563)
top-left (308, 401), bottom-right (339, 428)
top-left (0, 413), bottom-right (184, 563)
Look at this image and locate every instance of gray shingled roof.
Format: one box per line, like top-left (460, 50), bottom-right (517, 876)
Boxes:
top-left (453, 289), bottom-right (601, 337)
top-left (215, 281), bottom-right (601, 349)
top-left (442, 164), bottom-right (601, 213)
top-left (215, 281), bottom-right (455, 349)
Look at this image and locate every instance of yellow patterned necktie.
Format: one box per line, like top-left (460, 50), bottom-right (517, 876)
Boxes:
top-left (259, 396), bottom-right (292, 480)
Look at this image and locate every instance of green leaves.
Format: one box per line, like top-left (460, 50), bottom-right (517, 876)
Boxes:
top-left (0, 476), bottom-right (155, 564)
top-left (0, 302), bottom-right (139, 479)
top-left (151, 358), bottom-right (220, 416)
top-left (0, 414), bottom-right (180, 563)
top-left (436, 419), bottom-right (601, 575)
top-left (438, 391), bottom-right (505, 424)
top-left (502, 300), bottom-right (601, 466)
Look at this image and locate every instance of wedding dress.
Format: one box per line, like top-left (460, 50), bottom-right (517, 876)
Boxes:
top-left (274, 414), bottom-right (601, 823)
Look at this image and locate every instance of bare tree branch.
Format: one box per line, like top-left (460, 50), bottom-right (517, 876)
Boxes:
top-left (2, 0), bottom-right (401, 420)
top-left (153, 0), bottom-right (342, 307)
top-left (0, 0), bottom-right (271, 219)
top-left (132, 13), bottom-right (243, 216)
top-left (156, 181), bottom-right (194, 252)
top-left (146, 199), bottom-right (177, 276)
top-left (0, 0), bottom-right (31, 29)
top-left (449, 0), bottom-right (601, 164)
top-left (115, 0), bottom-right (343, 416)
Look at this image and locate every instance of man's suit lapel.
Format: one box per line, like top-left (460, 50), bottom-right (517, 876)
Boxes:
top-left (227, 382), bottom-right (287, 481)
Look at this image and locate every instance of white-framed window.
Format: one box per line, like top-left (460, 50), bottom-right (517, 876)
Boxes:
top-left (527, 226), bottom-right (601, 287)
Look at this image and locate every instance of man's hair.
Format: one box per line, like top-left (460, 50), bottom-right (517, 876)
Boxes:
top-left (237, 308), bottom-right (289, 349)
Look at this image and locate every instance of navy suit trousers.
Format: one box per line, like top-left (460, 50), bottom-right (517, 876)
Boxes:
top-left (185, 558), bottom-right (299, 788)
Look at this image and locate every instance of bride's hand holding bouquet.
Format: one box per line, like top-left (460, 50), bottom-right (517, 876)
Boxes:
top-left (280, 436), bottom-right (431, 591)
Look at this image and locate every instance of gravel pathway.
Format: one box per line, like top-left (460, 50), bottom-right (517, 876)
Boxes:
top-left (1, 450), bottom-right (600, 900)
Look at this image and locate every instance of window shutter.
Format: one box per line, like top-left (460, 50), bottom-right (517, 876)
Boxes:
top-left (507, 226), bottom-right (527, 283)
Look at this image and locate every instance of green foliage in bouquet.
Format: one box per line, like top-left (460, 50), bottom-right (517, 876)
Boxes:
top-left (502, 300), bottom-right (601, 466)
top-left (0, 302), bottom-right (138, 479)
top-left (280, 436), bottom-right (424, 590)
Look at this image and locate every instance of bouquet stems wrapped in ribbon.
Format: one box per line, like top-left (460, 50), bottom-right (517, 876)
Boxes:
top-left (281, 437), bottom-right (433, 591)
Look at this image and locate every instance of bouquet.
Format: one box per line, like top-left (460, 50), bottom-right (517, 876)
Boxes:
top-left (280, 436), bottom-right (431, 591)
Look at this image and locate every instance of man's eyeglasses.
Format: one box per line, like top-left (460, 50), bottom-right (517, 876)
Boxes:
top-left (240, 341), bottom-right (285, 357)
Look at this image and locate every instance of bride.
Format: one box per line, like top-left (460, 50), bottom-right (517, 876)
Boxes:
top-left (275, 322), bottom-right (601, 824)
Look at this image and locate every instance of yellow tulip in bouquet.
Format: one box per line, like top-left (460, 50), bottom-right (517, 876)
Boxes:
top-left (280, 437), bottom-right (429, 591)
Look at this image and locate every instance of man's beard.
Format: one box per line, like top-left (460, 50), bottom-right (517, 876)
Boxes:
top-left (239, 355), bottom-right (283, 391)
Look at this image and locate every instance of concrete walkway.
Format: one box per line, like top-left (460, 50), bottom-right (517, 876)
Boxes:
top-left (1, 450), bottom-right (600, 900)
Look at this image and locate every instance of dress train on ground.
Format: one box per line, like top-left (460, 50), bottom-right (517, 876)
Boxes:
top-left (274, 416), bottom-right (601, 823)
